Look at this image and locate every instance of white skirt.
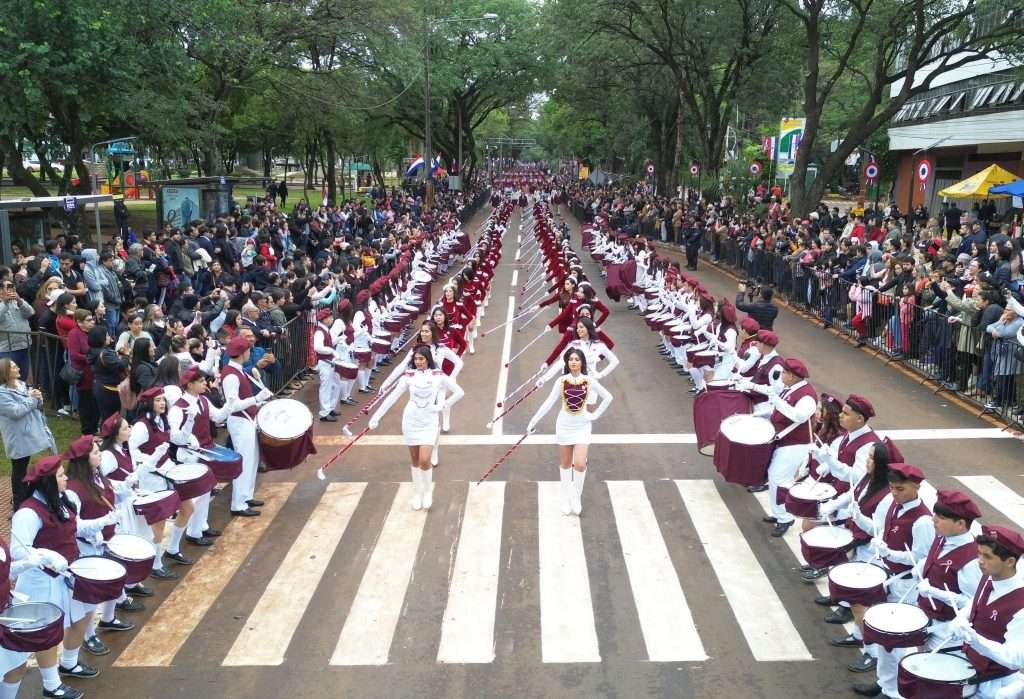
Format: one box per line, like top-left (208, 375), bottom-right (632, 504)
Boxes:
top-left (401, 403), bottom-right (439, 446)
top-left (555, 412), bottom-right (592, 446)
top-left (0, 646), bottom-right (28, 676)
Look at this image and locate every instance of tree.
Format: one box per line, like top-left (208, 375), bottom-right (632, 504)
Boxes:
top-left (782, 0), bottom-right (1024, 214)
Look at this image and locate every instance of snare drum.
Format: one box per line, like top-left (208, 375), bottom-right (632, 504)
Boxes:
top-left (799, 526), bottom-right (854, 569)
top-left (104, 534), bottom-right (156, 585)
top-left (256, 398), bottom-right (314, 448)
top-left (706, 379), bottom-right (737, 392)
top-left (353, 349), bottom-right (372, 364)
top-left (898, 651), bottom-right (977, 699)
top-left (691, 350), bottom-right (718, 368)
top-left (371, 338), bottom-right (391, 354)
top-left (132, 490), bottom-right (181, 525)
top-left (786, 480), bottom-right (838, 519)
top-left (198, 443), bottom-right (243, 481)
top-left (828, 561), bottom-right (888, 606)
top-left (334, 361), bottom-right (359, 380)
top-left (384, 317), bottom-right (407, 333)
top-left (693, 390), bottom-right (752, 456)
top-left (712, 414), bottom-right (775, 486)
top-left (69, 557), bottom-right (127, 604)
top-left (0, 602), bottom-right (63, 652)
top-left (864, 602), bottom-right (930, 650)
top-left (163, 463), bottom-right (217, 500)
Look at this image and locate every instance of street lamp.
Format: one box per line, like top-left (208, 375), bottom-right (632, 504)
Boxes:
top-left (422, 12), bottom-right (498, 209)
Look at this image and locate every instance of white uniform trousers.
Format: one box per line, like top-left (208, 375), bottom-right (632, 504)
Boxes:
top-left (875, 578), bottom-right (918, 698)
top-left (768, 443), bottom-right (811, 524)
top-left (227, 415), bottom-right (260, 512)
top-left (317, 360), bottom-right (337, 417)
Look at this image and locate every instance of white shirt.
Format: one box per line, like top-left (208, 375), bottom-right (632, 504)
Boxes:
top-left (964, 570), bottom-right (1024, 670)
top-left (871, 496), bottom-right (936, 567)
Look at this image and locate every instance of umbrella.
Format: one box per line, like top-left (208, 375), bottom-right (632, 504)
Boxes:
top-left (938, 164), bottom-right (1019, 199)
top-left (989, 178), bottom-right (1024, 198)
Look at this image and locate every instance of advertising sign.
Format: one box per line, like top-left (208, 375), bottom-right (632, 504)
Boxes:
top-left (777, 118), bottom-right (805, 179)
top-left (161, 187), bottom-right (201, 228)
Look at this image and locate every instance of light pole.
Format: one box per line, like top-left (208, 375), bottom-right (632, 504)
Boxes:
top-left (422, 12), bottom-right (498, 209)
top-left (88, 136), bottom-right (137, 247)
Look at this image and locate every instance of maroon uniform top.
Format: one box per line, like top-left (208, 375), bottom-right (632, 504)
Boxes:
top-left (769, 383), bottom-right (818, 447)
top-left (104, 445), bottom-right (134, 481)
top-left (19, 497), bottom-right (79, 568)
top-left (66, 475), bottom-right (116, 541)
top-left (845, 475), bottom-right (890, 541)
top-left (749, 354), bottom-right (784, 404)
top-left (918, 537), bottom-right (978, 621)
top-left (0, 540), bottom-right (11, 605)
top-left (138, 415), bottom-right (173, 468)
top-left (221, 363), bottom-right (259, 419)
top-left (175, 395), bottom-right (214, 448)
top-left (314, 324), bottom-right (334, 360)
top-left (880, 499), bottom-right (932, 574)
top-left (964, 577), bottom-right (1024, 680)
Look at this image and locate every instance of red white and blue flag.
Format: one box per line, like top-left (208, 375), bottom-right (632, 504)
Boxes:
top-left (405, 155), bottom-right (425, 177)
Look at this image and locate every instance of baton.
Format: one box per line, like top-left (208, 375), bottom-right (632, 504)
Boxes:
top-left (316, 426), bottom-right (371, 480)
top-left (487, 383), bottom-right (542, 428)
top-left (475, 432), bottom-right (532, 485)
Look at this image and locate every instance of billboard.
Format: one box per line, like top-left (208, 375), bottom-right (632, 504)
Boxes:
top-left (161, 187), bottom-right (201, 228)
top-left (776, 118), bottom-right (805, 179)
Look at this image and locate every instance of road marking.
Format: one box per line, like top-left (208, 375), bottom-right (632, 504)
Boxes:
top-left (511, 269), bottom-right (519, 287)
top-left (436, 482), bottom-right (505, 664)
top-left (114, 482), bottom-right (295, 667)
top-left (330, 483), bottom-right (427, 665)
top-left (515, 247), bottom-right (521, 262)
top-left (675, 480), bottom-right (812, 661)
top-left (752, 491), bottom-right (854, 635)
top-left (491, 295), bottom-right (516, 436)
top-left (607, 481), bottom-right (707, 661)
top-left (313, 427), bottom-right (1016, 448)
top-left (538, 481), bottom-right (601, 663)
top-left (956, 475), bottom-right (1024, 523)
top-left (222, 482), bottom-right (366, 666)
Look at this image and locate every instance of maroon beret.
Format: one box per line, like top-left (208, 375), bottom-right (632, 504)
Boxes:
top-left (936, 490), bottom-right (982, 521)
top-left (100, 412), bottom-right (123, 439)
top-left (317, 308), bottom-right (333, 322)
top-left (888, 462), bottom-right (925, 483)
top-left (981, 525), bottom-right (1024, 557)
top-left (740, 317), bottom-right (760, 334)
top-left (179, 366), bottom-right (204, 387)
top-left (756, 330), bottom-right (779, 347)
top-left (23, 455), bottom-right (63, 483)
top-left (782, 357), bottom-right (809, 379)
top-left (63, 434), bottom-right (95, 461)
top-left (845, 394), bottom-right (875, 419)
top-left (227, 335), bottom-right (251, 358)
top-left (138, 386), bottom-right (165, 403)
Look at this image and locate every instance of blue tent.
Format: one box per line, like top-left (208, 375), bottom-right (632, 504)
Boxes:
top-left (990, 179), bottom-right (1024, 197)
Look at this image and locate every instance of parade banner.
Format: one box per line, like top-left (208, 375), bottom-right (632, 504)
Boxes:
top-left (776, 118), bottom-right (805, 179)
top-left (161, 186), bottom-right (201, 227)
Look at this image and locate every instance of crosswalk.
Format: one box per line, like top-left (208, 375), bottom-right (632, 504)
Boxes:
top-left (108, 474), bottom-right (1024, 669)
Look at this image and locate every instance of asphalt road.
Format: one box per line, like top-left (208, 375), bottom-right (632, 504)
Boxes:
top-left (36, 204), bottom-right (1023, 699)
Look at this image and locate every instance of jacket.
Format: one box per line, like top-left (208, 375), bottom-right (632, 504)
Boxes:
top-left (0, 297), bottom-right (33, 351)
top-left (0, 384), bottom-right (55, 459)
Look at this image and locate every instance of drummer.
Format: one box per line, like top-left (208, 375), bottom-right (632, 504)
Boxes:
top-left (688, 299), bottom-right (738, 395)
top-left (168, 366), bottom-right (231, 546)
top-left (221, 335), bottom-right (274, 518)
top-left (330, 300), bottom-right (358, 407)
top-left (952, 525), bottom-right (1024, 699)
top-left (11, 455), bottom-right (119, 693)
top-left (853, 462), bottom-right (936, 699)
top-left (313, 308), bottom-right (341, 423)
top-left (732, 317), bottom-right (762, 378)
top-left (750, 358), bottom-right (817, 537)
top-left (63, 435), bottom-right (136, 658)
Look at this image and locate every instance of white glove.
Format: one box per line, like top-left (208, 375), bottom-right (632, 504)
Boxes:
top-left (951, 614), bottom-right (976, 644)
top-left (531, 304), bottom-right (540, 312)
top-left (527, 419), bottom-right (538, 433)
top-left (257, 388), bottom-right (274, 402)
top-left (819, 498), bottom-right (841, 517)
top-left (153, 443), bottom-right (171, 458)
top-left (40, 549), bottom-right (69, 573)
top-left (25, 549), bottom-right (47, 569)
top-left (916, 579), bottom-right (936, 597)
top-left (100, 511), bottom-right (120, 527)
top-left (543, 325), bottom-right (551, 334)
top-left (188, 434), bottom-right (201, 449)
top-left (368, 418), bottom-right (380, 430)
top-left (539, 362), bottom-right (549, 374)
top-left (431, 403), bottom-right (444, 414)
top-left (870, 537), bottom-right (891, 557)
top-left (810, 443), bottom-right (829, 460)
top-left (125, 471), bottom-right (140, 487)
top-left (585, 412), bottom-right (599, 422)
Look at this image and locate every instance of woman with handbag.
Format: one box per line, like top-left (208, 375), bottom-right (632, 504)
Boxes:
top-left (0, 358), bottom-right (56, 508)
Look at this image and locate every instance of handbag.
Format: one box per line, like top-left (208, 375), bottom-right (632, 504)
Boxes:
top-left (59, 362), bottom-right (83, 386)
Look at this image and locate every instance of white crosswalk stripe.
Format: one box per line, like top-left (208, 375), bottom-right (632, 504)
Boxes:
top-left (112, 475), bottom-right (1024, 670)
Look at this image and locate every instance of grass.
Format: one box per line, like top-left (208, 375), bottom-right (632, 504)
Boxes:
top-left (0, 414), bottom-right (83, 477)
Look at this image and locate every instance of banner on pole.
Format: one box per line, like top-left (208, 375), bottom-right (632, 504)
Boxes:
top-left (776, 118), bottom-right (805, 179)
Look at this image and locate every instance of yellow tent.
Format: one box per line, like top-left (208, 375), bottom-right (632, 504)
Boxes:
top-left (938, 164), bottom-right (1018, 199)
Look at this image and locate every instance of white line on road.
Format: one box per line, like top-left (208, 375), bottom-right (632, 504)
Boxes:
top-left (491, 295), bottom-right (516, 436)
top-left (956, 475), bottom-right (1024, 524)
top-left (515, 247), bottom-right (521, 262)
top-left (675, 480), bottom-right (812, 661)
top-left (538, 481), bottom-right (601, 663)
top-left (314, 427), bottom-right (1016, 448)
top-left (330, 483), bottom-right (427, 666)
top-left (607, 481), bottom-right (707, 661)
top-left (223, 482), bottom-right (366, 666)
top-left (511, 269), bottom-right (519, 287)
top-left (436, 482), bottom-right (506, 664)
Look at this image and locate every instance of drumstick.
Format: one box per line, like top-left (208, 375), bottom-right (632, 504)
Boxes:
top-left (487, 384), bottom-right (542, 429)
top-left (505, 328), bottom-right (549, 367)
top-left (475, 431), bottom-right (532, 485)
top-left (481, 305), bottom-right (539, 338)
top-left (316, 426), bottom-right (371, 481)
top-left (7, 530), bottom-right (73, 580)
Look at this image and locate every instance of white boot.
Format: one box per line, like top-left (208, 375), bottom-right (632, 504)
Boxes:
top-left (572, 469), bottom-right (586, 515)
top-left (559, 468), bottom-right (573, 516)
top-left (442, 405), bottom-right (451, 432)
top-left (410, 467), bottom-right (423, 510)
top-left (431, 443), bottom-right (439, 466)
top-left (421, 468), bottom-right (433, 510)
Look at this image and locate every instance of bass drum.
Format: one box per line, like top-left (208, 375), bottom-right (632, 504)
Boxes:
top-left (256, 398), bottom-right (316, 471)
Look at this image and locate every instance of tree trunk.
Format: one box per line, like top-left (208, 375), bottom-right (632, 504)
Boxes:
top-left (0, 135), bottom-right (50, 196)
top-left (262, 146), bottom-right (272, 179)
top-left (324, 131), bottom-right (337, 206)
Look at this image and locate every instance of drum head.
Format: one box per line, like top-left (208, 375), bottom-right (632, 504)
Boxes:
top-left (70, 557), bottom-right (127, 581)
top-left (790, 481), bottom-right (837, 500)
top-left (256, 398), bottom-right (314, 440)
top-left (828, 561), bottom-right (887, 587)
top-left (0, 602), bottom-right (62, 630)
top-left (865, 603), bottom-right (929, 632)
top-left (133, 490), bottom-right (175, 505)
top-left (166, 463), bottom-right (208, 481)
top-left (719, 414), bottom-right (774, 445)
top-left (106, 534), bottom-right (156, 561)
top-left (801, 525), bottom-right (854, 548)
top-left (900, 652), bottom-right (975, 682)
